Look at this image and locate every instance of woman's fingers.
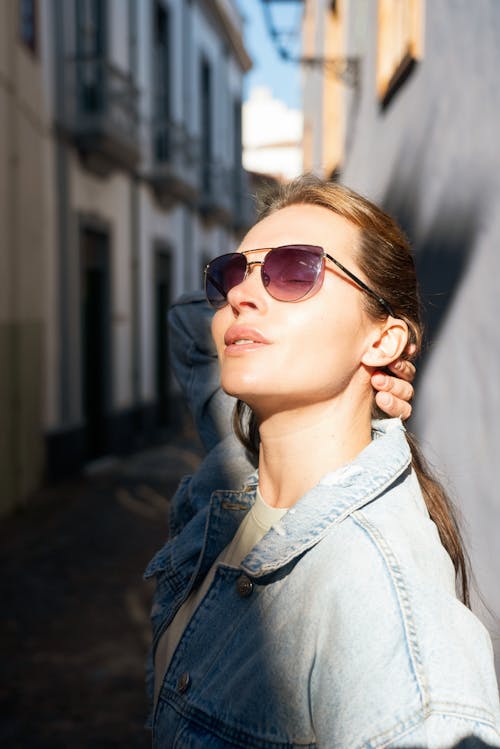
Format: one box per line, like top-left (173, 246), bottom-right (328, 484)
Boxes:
top-left (371, 372), bottom-right (414, 420)
top-left (386, 358), bottom-right (416, 383)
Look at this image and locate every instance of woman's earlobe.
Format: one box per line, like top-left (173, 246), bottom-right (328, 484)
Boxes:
top-left (361, 318), bottom-right (409, 368)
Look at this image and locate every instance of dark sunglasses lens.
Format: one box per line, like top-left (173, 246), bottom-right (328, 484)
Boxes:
top-left (263, 245), bottom-right (323, 301)
top-left (205, 253), bottom-right (247, 308)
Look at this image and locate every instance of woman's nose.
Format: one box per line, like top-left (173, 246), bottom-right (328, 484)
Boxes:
top-left (226, 262), bottom-right (268, 311)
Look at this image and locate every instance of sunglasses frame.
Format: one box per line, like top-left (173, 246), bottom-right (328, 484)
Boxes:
top-left (204, 244), bottom-right (395, 317)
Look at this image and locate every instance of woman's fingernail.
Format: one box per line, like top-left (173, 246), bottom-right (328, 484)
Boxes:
top-left (373, 374), bottom-right (387, 386)
top-left (378, 392), bottom-right (391, 406)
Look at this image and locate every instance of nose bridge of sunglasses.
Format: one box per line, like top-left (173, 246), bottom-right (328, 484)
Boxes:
top-left (240, 259), bottom-right (267, 290)
top-left (227, 258), bottom-right (273, 300)
top-left (245, 259), bottom-right (264, 271)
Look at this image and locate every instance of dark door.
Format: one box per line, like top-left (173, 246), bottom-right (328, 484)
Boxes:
top-left (80, 227), bottom-right (111, 459)
top-left (155, 250), bottom-right (172, 425)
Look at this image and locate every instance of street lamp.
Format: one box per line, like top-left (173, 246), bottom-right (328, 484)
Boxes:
top-left (260, 0), bottom-right (360, 88)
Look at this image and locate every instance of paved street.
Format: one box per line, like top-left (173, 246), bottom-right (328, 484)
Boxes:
top-left (0, 427), bottom-right (203, 748)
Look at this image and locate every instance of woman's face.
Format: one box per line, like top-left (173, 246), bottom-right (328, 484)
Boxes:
top-left (211, 204), bottom-right (380, 417)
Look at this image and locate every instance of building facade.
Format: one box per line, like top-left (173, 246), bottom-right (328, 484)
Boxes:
top-left (0, 0), bottom-right (253, 514)
top-left (302, 0), bottom-right (500, 674)
top-left (0, 0), bottom-right (52, 514)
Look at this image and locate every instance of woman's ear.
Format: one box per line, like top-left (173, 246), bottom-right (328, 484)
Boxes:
top-left (361, 318), bottom-right (409, 368)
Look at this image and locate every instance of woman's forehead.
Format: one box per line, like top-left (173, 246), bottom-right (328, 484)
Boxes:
top-left (239, 204), bottom-right (359, 255)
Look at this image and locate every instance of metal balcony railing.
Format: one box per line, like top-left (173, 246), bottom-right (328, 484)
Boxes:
top-left (147, 117), bottom-right (200, 205)
top-left (199, 161), bottom-right (234, 221)
top-left (62, 57), bottom-right (140, 173)
top-left (198, 162), bottom-right (256, 228)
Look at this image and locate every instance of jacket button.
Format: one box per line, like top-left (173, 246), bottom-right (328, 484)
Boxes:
top-left (236, 574), bottom-right (253, 597)
top-left (177, 671), bottom-right (190, 694)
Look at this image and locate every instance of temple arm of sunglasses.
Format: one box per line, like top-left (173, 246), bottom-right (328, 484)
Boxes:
top-left (324, 253), bottom-right (395, 317)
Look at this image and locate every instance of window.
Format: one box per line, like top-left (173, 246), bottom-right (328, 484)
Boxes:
top-left (233, 98), bottom-right (242, 171)
top-left (75, 0), bottom-right (107, 113)
top-left (376, 0), bottom-right (424, 108)
top-left (76, 0), bottom-right (106, 58)
top-left (153, 0), bottom-right (171, 161)
top-left (200, 58), bottom-right (212, 192)
top-left (19, 0), bottom-right (37, 52)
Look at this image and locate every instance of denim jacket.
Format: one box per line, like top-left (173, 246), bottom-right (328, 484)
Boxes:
top-left (145, 292), bottom-right (500, 748)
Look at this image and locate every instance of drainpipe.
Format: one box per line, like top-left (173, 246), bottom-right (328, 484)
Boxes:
top-left (53, 0), bottom-right (71, 424)
top-left (183, 0), bottom-right (194, 292)
top-left (129, 0), bottom-right (140, 411)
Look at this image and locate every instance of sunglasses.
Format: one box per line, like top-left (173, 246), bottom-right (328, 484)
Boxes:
top-left (204, 244), bottom-right (394, 316)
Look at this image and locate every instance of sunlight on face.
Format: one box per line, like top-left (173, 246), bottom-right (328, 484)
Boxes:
top-left (211, 204), bottom-right (380, 418)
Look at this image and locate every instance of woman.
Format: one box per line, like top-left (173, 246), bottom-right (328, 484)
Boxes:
top-left (145, 177), bottom-right (500, 748)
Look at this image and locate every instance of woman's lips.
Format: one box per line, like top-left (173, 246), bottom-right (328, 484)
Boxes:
top-left (224, 326), bottom-right (271, 355)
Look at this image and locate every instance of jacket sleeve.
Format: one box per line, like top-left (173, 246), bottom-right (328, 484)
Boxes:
top-left (309, 510), bottom-right (500, 749)
top-left (167, 291), bottom-right (256, 536)
top-left (169, 291), bottom-right (235, 452)
top-left (168, 433), bottom-right (256, 538)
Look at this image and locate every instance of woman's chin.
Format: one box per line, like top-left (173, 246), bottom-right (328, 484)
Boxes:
top-left (220, 369), bottom-right (267, 398)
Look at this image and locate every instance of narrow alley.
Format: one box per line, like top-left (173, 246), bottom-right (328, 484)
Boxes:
top-left (0, 430), bottom-right (202, 748)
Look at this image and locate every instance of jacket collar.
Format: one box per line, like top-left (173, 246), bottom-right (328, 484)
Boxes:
top-left (235, 418), bottom-right (411, 577)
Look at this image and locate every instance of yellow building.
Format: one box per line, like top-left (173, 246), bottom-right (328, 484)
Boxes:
top-left (0, 0), bottom-right (52, 513)
top-left (302, 0), bottom-right (424, 177)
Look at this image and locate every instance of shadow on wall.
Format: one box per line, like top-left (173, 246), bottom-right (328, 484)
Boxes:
top-left (382, 169), bottom-right (482, 362)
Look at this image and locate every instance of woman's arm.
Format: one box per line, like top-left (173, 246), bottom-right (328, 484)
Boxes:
top-left (169, 291), bottom-right (234, 452)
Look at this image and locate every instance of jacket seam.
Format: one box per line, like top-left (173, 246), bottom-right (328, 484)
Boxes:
top-left (351, 511), bottom-right (429, 711)
top-left (159, 687), bottom-right (316, 748)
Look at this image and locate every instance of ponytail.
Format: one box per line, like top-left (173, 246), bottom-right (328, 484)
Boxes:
top-left (405, 431), bottom-right (470, 606)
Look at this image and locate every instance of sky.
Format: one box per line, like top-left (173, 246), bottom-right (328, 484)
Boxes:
top-left (236, 0), bottom-right (303, 109)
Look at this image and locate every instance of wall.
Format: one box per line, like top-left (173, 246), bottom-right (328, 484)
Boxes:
top-left (0, 0), bottom-right (51, 514)
top-left (337, 0), bottom-right (500, 671)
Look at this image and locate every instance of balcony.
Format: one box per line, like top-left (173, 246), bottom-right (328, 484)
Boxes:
top-left (62, 57), bottom-right (140, 176)
top-left (199, 161), bottom-right (234, 225)
top-left (147, 119), bottom-right (200, 208)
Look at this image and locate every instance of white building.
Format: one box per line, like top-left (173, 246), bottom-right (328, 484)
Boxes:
top-left (0, 0), bottom-right (253, 513)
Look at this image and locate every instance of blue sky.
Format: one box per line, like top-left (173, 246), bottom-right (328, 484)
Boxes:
top-left (237, 0), bottom-right (302, 109)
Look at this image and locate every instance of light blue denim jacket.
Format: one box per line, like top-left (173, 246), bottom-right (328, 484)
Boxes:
top-left (145, 292), bottom-right (500, 748)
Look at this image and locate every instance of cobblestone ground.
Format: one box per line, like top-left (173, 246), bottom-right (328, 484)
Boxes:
top-left (0, 430), bottom-right (203, 748)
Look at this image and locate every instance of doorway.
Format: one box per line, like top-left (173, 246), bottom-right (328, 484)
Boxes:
top-left (155, 248), bottom-right (172, 426)
top-left (80, 226), bottom-right (111, 459)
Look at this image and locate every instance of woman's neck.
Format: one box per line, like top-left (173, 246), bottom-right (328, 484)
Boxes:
top-left (256, 393), bottom-right (373, 509)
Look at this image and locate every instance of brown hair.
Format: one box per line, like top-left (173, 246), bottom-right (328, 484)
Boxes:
top-left (234, 175), bottom-right (470, 606)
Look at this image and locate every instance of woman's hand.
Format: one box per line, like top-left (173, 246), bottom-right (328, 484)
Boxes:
top-left (371, 354), bottom-right (416, 420)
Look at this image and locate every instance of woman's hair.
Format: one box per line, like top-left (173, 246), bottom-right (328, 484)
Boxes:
top-left (233, 174), bottom-right (470, 606)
